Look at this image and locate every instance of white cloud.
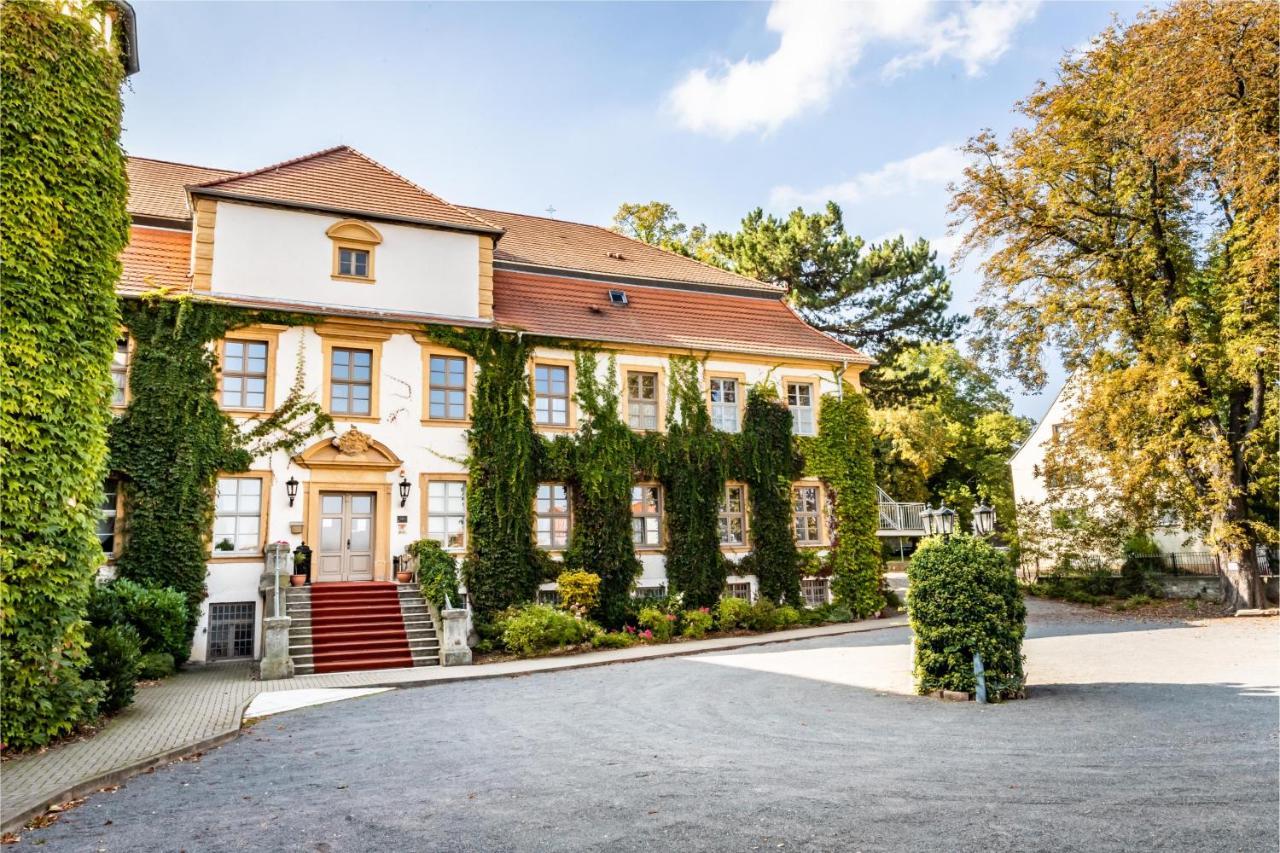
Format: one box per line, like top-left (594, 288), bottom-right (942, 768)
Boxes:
top-left (771, 144), bottom-right (969, 208)
top-left (668, 0), bottom-right (1039, 138)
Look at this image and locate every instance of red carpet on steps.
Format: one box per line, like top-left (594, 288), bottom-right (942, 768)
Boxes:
top-left (308, 582), bottom-right (413, 673)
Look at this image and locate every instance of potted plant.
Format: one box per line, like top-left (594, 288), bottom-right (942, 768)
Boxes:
top-left (394, 556), bottom-right (414, 585)
top-left (290, 549), bottom-right (308, 586)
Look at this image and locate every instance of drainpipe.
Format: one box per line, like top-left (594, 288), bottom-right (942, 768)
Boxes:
top-left (837, 359), bottom-right (848, 399)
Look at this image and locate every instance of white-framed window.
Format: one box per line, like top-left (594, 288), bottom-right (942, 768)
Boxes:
top-left (428, 355), bottom-right (468, 420)
top-left (535, 483), bottom-right (570, 548)
top-left (627, 372), bottom-right (659, 431)
top-left (222, 339), bottom-right (270, 410)
top-left (793, 485), bottom-right (821, 543)
top-left (427, 480), bottom-right (466, 550)
top-left (725, 581), bottom-right (752, 601)
top-left (634, 584), bottom-right (667, 600)
top-left (331, 347), bottom-right (373, 416)
top-left (801, 577), bottom-right (830, 608)
top-left (97, 477), bottom-right (120, 554)
top-left (338, 247), bottom-right (370, 278)
top-left (213, 477), bottom-right (263, 555)
top-left (536, 587), bottom-right (561, 605)
top-left (709, 377), bottom-right (739, 432)
top-left (787, 382), bottom-right (815, 436)
top-left (111, 337), bottom-right (129, 406)
top-left (534, 364), bottom-right (570, 426)
top-left (631, 484), bottom-right (662, 547)
top-left (718, 483), bottom-right (747, 546)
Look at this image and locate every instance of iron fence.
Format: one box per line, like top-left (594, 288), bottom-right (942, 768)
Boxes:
top-left (1126, 552), bottom-right (1218, 576)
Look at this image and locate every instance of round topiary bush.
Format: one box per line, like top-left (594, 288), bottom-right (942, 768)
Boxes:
top-left (907, 534), bottom-right (1026, 699)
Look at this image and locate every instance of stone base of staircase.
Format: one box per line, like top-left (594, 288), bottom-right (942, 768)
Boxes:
top-left (286, 582), bottom-right (439, 676)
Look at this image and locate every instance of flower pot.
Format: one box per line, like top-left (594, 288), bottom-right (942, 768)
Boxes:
top-left (395, 571), bottom-right (413, 584)
top-left (289, 574), bottom-right (307, 587)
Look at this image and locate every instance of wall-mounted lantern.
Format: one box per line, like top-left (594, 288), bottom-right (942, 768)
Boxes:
top-left (399, 475), bottom-right (411, 508)
top-left (285, 476), bottom-right (299, 507)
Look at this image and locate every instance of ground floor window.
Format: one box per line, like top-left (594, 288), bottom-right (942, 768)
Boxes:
top-left (97, 477), bottom-right (121, 555)
top-left (718, 484), bottom-right (747, 546)
top-left (725, 581), bottom-right (752, 601)
top-left (535, 483), bottom-right (570, 548)
top-left (631, 484), bottom-right (662, 547)
top-left (634, 584), bottom-right (667, 600)
top-left (536, 587), bottom-right (561, 605)
top-left (208, 602), bottom-right (255, 660)
top-left (801, 577), bottom-right (830, 608)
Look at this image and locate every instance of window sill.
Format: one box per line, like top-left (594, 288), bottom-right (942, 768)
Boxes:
top-left (535, 424), bottom-right (577, 433)
top-left (331, 274), bottom-right (376, 284)
top-left (328, 414), bottom-right (381, 423)
top-left (223, 406), bottom-right (271, 416)
top-left (420, 418), bottom-right (472, 428)
top-left (208, 554), bottom-right (267, 564)
top-left (720, 545), bottom-right (750, 553)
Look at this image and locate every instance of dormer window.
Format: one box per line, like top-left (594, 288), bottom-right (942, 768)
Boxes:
top-left (608, 290), bottom-right (628, 306)
top-left (326, 219), bottom-right (383, 282)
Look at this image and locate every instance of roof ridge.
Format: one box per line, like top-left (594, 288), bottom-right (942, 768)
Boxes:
top-left (460, 204), bottom-right (778, 292)
top-left (127, 154), bottom-right (239, 173)
top-left (189, 145), bottom-right (350, 189)
top-left (340, 148), bottom-right (501, 233)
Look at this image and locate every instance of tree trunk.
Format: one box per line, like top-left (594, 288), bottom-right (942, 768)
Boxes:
top-left (1218, 533), bottom-right (1266, 611)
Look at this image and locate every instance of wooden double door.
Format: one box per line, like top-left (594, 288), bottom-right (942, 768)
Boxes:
top-left (316, 491), bottom-right (376, 582)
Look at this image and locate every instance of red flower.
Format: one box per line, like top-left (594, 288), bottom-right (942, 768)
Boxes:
top-left (665, 613), bottom-right (677, 622)
top-left (640, 629), bottom-right (653, 639)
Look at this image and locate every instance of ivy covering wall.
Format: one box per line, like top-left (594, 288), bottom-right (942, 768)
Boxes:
top-left (737, 384), bottom-right (803, 605)
top-left (806, 388), bottom-right (884, 617)
top-left (111, 297), bottom-right (331, 641)
top-left (1, 1), bottom-right (130, 748)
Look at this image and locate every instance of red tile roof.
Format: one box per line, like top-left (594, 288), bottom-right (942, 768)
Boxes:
top-left (462, 206), bottom-right (776, 293)
top-left (126, 157), bottom-right (237, 222)
top-left (191, 146), bottom-right (501, 234)
top-left (119, 227), bottom-right (192, 293)
top-left (491, 269), bottom-right (869, 364)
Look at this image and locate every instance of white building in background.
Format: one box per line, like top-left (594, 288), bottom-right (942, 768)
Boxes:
top-left (109, 146), bottom-right (880, 670)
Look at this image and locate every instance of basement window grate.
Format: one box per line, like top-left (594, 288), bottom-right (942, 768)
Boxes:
top-left (208, 601), bottom-right (255, 660)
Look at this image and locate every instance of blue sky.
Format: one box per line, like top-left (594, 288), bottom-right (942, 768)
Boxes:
top-left (122, 1), bottom-right (1147, 421)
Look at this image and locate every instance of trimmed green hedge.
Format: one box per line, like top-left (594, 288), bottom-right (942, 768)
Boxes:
top-left (907, 534), bottom-right (1025, 698)
top-left (1, 1), bottom-right (130, 749)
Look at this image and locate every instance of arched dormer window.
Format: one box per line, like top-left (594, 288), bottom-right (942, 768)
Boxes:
top-left (327, 220), bottom-right (383, 283)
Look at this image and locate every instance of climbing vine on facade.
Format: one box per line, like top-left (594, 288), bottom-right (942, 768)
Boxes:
top-left (806, 388), bottom-right (884, 616)
top-left (110, 296), bottom-right (331, 639)
top-left (736, 383), bottom-right (803, 605)
top-left (1, 1), bottom-right (130, 749)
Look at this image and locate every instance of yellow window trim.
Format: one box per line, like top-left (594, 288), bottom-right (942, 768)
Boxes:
top-left (418, 341), bottom-right (474, 426)
top-left (327, 219), bottom-right (382, 283)
top-left (420, 472), bottom-right (469, 553)
top-left (631, 480), bottom-right (665, 552)
top-left (791, 478), bottom-right (828, 547)
top-left (110, 332), bottom-right (134, 412)
top-left (780, 375), bottom-right (823, 436)
top-left (534, 480), bottom-right (572, 553)
top-left (706, 371), bottom-right (748, 433)
top-left (208, 470), bottom-right (274, 563)
top-left (530, 357), bottom-right (577, 432)
top-left (719, 480), bottom-right (750, 552)
top-left (216, 325), bottom-right (284, 415)
top-left (318, 327), bottom-right (388, 423)
top-left (619, 364), bottom-right (666, 433)
top-left (102, 477), bottom-right (126, 562)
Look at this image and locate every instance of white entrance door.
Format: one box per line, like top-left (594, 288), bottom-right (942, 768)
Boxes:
top-left (316, 492), bottom-right (376, 582)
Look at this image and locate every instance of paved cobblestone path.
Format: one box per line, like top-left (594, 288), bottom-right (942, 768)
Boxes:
top-left (8, 605), bottom-right (1279, 852)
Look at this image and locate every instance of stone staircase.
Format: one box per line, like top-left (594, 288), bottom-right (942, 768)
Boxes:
top-left (286, 582), bottom-right (439, 675)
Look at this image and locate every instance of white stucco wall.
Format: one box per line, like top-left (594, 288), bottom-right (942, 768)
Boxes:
top-left (210, 202), bottom-right (481, 320)
top-left (193, 333), bottom-right (845, 662)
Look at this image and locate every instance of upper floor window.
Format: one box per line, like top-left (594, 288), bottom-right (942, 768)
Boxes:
top-left (330, 347), bottom-right (373, 416)
top-left (793, 485), bottom-right (821, 544)
top-left (213, 476), bottom-right (264, 555)
top-left (111, 337), bottom-right (130, 406)
top-left (326, 219), bottom-right (383, 283)
top-left (534, 363), bottom-right (571, 427)
top-left (718, 483), bottom-right (747, 546)
top-left (535, 483), bottom-right (570, 548)
top-left (98, 477), bottom-right (121, 555)
top-left (627, 371), bottom-right (659, 431)
top-left (709, 377), bottom-right (740, 433)
top-left (631, 484), bottom-right (662, 548)
top-left (428, 354), bottom-right (468, 421)
top-left (786, 382), bottom-right (815, 436)
top-left (222, 339), bottom-right (270, 410)
top-left (425, 478), bottom-right (467, 551)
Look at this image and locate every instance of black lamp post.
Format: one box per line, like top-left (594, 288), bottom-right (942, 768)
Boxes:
top-left (921, 505), bottom-right (937, 537)
top-left (972, 502), bottom-right (996, 537)
top-left (399, 476), bottom-right (411, 508)
top-left (936, 505), bottom-right (956, 539)
top-left (285, 476), bottom-right (299, 507)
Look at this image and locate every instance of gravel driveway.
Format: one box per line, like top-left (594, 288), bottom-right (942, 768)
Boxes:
top-left (13, 602), bottom-right (1278, 852)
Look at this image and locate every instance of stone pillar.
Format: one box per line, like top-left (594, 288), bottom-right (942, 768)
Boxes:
top-left (260, 616), bottom-right (294, 680)
top-left (440, 607), bottom-right (472, 667)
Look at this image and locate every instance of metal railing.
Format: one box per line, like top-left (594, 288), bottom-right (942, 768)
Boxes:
top-left (1126, 552), bottom-right (1219, 577)
top-left (878, 500), bottom-right (926, 533)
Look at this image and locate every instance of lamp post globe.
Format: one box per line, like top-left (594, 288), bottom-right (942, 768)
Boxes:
top-left (936, 505), bottom-right (956, 538)
top-left (921, 505), bottom-right (936, 537)
top-left (972, 503), bottom-right (996, 537)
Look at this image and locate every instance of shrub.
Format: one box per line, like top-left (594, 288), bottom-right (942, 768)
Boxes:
top-left (1125, 594), bottom-right (1153, 608)
top-left (908, 535), bottom-right (1025, 699)
top-left (1119, 534), bottom-right (1164, 597)
top-left (775, 605), bottom-right (801, 628)
top-left (557, 569), bottom-right (602, 617)
top-left (591, 631), bottom-right (636, 650)
top-left (88, 579), bottom-right (190, 664)
top-left (681, 608), bottom-right (714, 639)
top-left (501, 604), bottom-right (597, 657)
top-left (84, 625), bottom-right (141, 715)
top-left (137, 651), bottom-right (175, 680)
top-left (882, 588), bottom-right (901, 610)
top-left (716, 596), bottom-right (752, 630)
top-left (638, 606), bottom-right (677, 642)
top-left (744, 598), bottom-right (778, 631)
top-left (408, 538), bottom-right (461, 609)
top-left (814, 602), bottom-right (854, 623)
